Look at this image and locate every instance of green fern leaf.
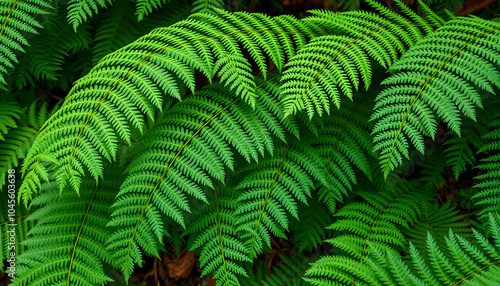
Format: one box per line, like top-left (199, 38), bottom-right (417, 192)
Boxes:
top-left (11, 10), bottom-right (91, 89)
top-left (281, 0), bottom-right (431, 118)
top-left (92, 0), bottom-right (191, 65)
top-left (19, 10), bottom-right (323, 202)
top-left (0, 100), bottom-right (22, 140)
top-left (235, 139), bottom-right (327, 258)
top-left (191, 0), bottom-right (225, 14)
top-left (404, 200), bottom-right (472, 260)
top-left (13, 167), bottom-right (122, 286)
top-left (372, 17), bottom-right (500, 177)
top-left (472, 100), bottom-right (500, 219)
top-left (305, 212), bottom-right (500, 285)
top-left (0, 0), bottom-right (52, 86)
top-left (67, 0), bottom-right (112, 31)
top-left (185, 186), bottom-right (250, 285)
top-left (0, 100), bottom-right (59, 191)
top-left (107, 81), bottom-right (288, 279)
top-left (289, 196), bottom-right (333, 252)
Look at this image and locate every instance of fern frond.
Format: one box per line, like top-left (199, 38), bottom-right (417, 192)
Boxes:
top-left (92, 0), bottom-right (191, 65)
top-left (0, 186), bottom-right (34, 271)
top-left (472, 101), bottom-right (500, 219)
top-left (0, 100), bottom-right (22, 140)
top-left (404, 200), bottom-right (472, 260)
top-left (191, 0), bottom-right (225, 14)
top-left (326, 180), bottom-right (423, 260)
top-left (241, 252), bottom-right (312, 286)
top-left (107, 81), bottom-right (290, 279)
top-left (11, 10), bottom-right (91, 89)
top-left (308, 96), bottom-right (373, 213)
top-left (372, 16), bottom-right (500, 177)
top-left (289, 195), bottom-right (333, 252)
top-left (0, 0), bottom-right (52, 86)
top-left (14, 167), bottom-right (122, 286)
top-left (281, 0), bottom-right (432, 118)
top-left (0, 100), bottom-right (59, 190)
top-left (444, 117), bottom-right (487, 180)
top-left (135, 0), bottom-right (168, 21)
top-left (305, 212), bottom-right (500, 286)
top-left (20, 10), bottom-right (324, 202)
top-left (185, 186), bottom-right (250, 285)
top-left (235, 138), bottom-right (327, 258)
top-left (67, 0), bottom-right (112, 31)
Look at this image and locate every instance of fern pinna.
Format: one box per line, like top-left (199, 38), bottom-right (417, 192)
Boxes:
top-left (0, 0), bottom-right (499, 285)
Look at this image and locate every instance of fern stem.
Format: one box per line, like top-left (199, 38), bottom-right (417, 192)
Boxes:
top-left (67, 182), bottom-right (100, 285)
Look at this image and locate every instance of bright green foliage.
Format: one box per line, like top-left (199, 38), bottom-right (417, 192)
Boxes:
top-left (281, 0), bottom-right (432, 118)
top-left (372, 16), bottom-right (500, 177)
top-left (185, 186), bottom-right (250, 286)
top-left (0, 0), bottom-right (52, 86)
top-left (19, 10), bottom-right (325, 203)
top-left (305, 212), bottom-right (500, 286)
top-left (13, 167), bottom-right (122, 286)
top-left (107, 82), bottom-right (288, 279)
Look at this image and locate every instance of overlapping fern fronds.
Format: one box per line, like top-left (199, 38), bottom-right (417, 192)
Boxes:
top-left (92, 0), bottom-right (191, 65)
top-left (0, 0), bottom-right (52, 86)
top-left (325, 178), bottom-right (427, 261)
top-left (472, 99), bottom-right (500, 220)
top-left (241, 252), bottom-right (313, 286)
top-left (306, 95), bottom-right (373, 213)
top-left (67, 0), bottom-right (112, 31)
top-left (19, 10), bottom-right (326, 203)
top-left (305, 212), bottom-right (500, 286)
top-left (106, 81), bottom-right (292, 278)
top-left (0, 100), bottom-right (22, 140)
top-left (14, 167), bottom-right (122, 286)
top-left (403, 200), bottom-right (472, 259)
top-left (0, 100), bottom-right (59, 190)
top-left (372, 16), bottom-right (500, 176)
top-left (235, 139), bottom-right (327, 258)
top-left (191, 0), bottom-right (225, 14)
top-left (185, 185), bottom-right (250, 286)
top-left (11, 10), bottom-right (91, 90)
top-left (281, 0), bottom-right (435, 118)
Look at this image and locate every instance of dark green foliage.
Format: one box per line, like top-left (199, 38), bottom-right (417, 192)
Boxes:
top-left (305, 213), bottom-right (500, 286)
top-left (185, 186), bottom-right (250, 285)
top-left (281, 0), bottom-right (433, 118)
top-left (14, 166), bottom-right (122, 286)
top-left (0, 0), bottom-right (499, 285)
